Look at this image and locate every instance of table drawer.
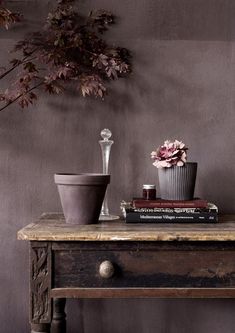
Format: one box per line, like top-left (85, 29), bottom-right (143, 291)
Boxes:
top-left (53, 242), bottom-right (235, 288)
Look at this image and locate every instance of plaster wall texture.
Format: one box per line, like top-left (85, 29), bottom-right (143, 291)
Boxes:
top-left (0, 1), bottom-right (235, 332)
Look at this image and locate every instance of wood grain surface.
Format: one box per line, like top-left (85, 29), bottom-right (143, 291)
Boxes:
top-left (50, 287), bottom-right (235, 299)
top-left (18, 214), bottom-right (235, 241)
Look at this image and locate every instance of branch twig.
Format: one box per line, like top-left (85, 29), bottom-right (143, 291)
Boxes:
top-left (0, 52), bottom-right (37, 80)
top-left (0, 81), bottom-right (43, 112)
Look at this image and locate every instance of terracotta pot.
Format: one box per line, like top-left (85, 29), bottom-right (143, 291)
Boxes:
top-left (158, 162), bottom-right (197, 200)
top-left (54, 173), bottom-right (110, 225)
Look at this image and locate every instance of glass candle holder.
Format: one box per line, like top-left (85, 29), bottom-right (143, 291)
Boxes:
top-left (143, 184), bottom-right (156, 200)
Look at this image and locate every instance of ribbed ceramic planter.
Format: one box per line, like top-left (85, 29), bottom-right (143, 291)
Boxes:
top-left (54, 173), bottom-right (110, 225)
top-left (158, 162), bottom-right (197, 200)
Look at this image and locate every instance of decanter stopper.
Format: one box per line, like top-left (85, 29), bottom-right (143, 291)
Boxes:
top-left (101, 128), bottom-right (112, 141)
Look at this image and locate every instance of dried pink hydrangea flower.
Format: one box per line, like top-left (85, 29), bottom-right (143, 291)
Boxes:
top-left (151, 140), bottom-right (188, 168)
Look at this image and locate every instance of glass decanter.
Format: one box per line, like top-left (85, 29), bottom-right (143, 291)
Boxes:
top-left (99, 129), bottom-right (119, 221)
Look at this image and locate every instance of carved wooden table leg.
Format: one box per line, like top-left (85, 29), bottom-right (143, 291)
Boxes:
top-left (51, 298), bottom-right (67, 333)
top-left (30, 242), bottom-right (52, 333)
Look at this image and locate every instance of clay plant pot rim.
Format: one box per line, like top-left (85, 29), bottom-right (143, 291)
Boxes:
top-left (54, 173), bottom-right (110, 185)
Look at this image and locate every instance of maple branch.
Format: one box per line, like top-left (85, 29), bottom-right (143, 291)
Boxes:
top-left (0, 4), bottom-right (131, 110)
top-left (0, 81), bottom-right (43, 112)
top-left (0, 53), bottom-right (37, 80)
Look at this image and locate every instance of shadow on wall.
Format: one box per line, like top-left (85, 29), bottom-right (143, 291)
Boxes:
top-left (67, 298), bottom-right (235, 333)
top-left (79, 0), bottom-right (235, 41)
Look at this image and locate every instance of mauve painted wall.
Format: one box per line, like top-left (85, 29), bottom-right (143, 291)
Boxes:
top-left (0, 0), bottom-right (235, 332)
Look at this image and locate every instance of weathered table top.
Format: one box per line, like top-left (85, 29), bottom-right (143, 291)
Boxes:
top-left (17, 213), bottom-right (235, 242)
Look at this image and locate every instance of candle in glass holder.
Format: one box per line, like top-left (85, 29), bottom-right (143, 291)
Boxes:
top-left (142, 185), bottom-right (156, 200)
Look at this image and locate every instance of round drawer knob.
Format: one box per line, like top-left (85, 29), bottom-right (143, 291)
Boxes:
top-left (99, 260), bottom-right (115, 279)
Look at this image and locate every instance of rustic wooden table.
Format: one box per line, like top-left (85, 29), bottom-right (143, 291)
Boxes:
top-left (18, 213), bottom-right (235, 333)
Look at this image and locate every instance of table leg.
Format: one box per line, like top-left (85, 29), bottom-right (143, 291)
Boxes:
top-left (30, 243), bottom-right (52, 332)
top-left (31, 323), bottom-right (51, 332)
top-left (51, 298), bottom-right (67, 333)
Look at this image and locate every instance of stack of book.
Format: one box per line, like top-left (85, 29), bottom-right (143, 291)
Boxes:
top-left (121, 198), bottom-right (218, 223)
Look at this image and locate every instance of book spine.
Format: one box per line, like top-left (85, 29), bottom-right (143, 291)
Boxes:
top-left (130, 207), bottom-right (218, 213)
top-left (133, 201), bottom-right (207, 208)
top-left (125, 212), bottom-right (218, 223)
